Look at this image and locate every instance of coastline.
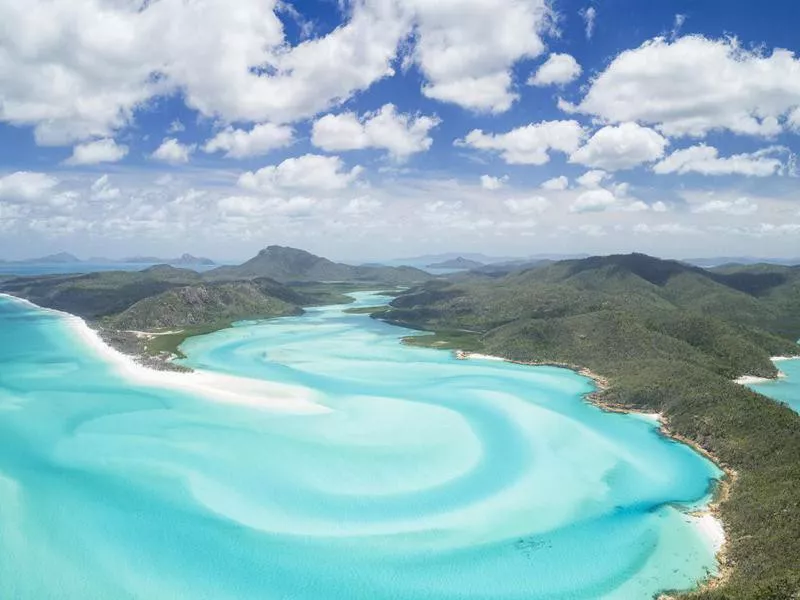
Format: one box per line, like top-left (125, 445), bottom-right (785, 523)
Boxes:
top-left (0, 293), bottom-right (329, 415)
top-left (733, 355), bottom-right (799, 385)
top-left (456, 349), bottom-right (734, 594)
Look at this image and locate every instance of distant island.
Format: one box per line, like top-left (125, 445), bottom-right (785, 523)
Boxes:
top-left (0, 251), bottom-right (215, 266)
top-left (426, 256), bottom-right (484, 269)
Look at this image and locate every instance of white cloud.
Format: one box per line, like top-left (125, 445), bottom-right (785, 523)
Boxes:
top-left (576, 170), bottom-right (608, 188)
top-left (574, 35), bottom-right (800, 137)
top-left (580, 6), bottom-right (597, 39)
top-left (238, 154), bottom-right (363, 193)
top-left (541, 175), bottom-right (569, 190)
top-left (411, 0), bottom-right (552, 113)
top-left (168, 120), bottom-right (186, 134)
top-left (0, 0), bottom-right (411, 145)
top-left (64, 138), bottom-right (128, 166)
top-left (90, 175), bottom-right (121, 201)
top-left (528, 53), bottom-right (582, 87)
top-left (570, 189), bottom-right (617, 213)
top-left (204, 123), bottom-right (294, 159)
top-left (480, 175), bottom-right (508, 190)
top-left (457, 120), bottom-right (585, 165)
top-left (693, 197), bottom-right (758, 216)
top-left (152, 139), bottom-right (195, 164)
top-left (311, 104), bottom-right (440, 161)
top-left (0, 171), bottom-right (58, 201)
top-left (218, 195), bottom-right (319, 218)
top-left (504, 196), bottom-right (550, 215)
top-left (789, 108), bottom-right (800, 132)
top-left (570, 123), bottom-right (668, 170)
top-left (341, 197), bottom-right (383, 216)
top-left (652, 201), bottom-right (669, 212)
top-left (653, 144), bottom-right (786, 177)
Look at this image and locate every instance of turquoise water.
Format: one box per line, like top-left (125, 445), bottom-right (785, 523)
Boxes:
top-left (749, 358), bottom-right (800, 413)
top-left (0, 292), bottom-right (721, 599)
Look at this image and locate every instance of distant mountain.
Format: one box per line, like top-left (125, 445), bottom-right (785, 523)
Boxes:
top-left (21, 252), bottom-right (82, 264)
top-left (122, 253), bottom-right (215, 266)
top-left (684, 256), bottom-right (800, 268)
top-left (206, 246), bottom-right (432, 284)
top-left (427, 257), bottom-right (484, 269)
top-left (389, 252), bottom-right (522, 267)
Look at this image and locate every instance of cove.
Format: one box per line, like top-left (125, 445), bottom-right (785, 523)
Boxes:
top-left (0, 292), bottom-right (722, 599)
top-left (748, 358), bottom-right (800, 414)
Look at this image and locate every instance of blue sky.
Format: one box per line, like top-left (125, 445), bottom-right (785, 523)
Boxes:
top-left (0, 0), bottom-right (798, 261)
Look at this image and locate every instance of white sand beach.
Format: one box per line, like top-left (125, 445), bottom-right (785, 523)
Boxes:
top-left (689, 513), bottom-right (726, 556)
top-left (1, 293), bottom-right (329, 415)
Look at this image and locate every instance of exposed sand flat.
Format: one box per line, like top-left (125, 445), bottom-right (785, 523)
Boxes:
top-left (772, 356), bottom-right (800, 362)
top-left (0, 294), bottom-right (329, 415)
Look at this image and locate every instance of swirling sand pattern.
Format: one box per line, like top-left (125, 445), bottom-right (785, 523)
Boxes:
top-left (0, 293), bottom-right (720, 599)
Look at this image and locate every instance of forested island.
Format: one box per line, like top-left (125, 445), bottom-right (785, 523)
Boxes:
top-left (1, 248), bottom-right (799, 598)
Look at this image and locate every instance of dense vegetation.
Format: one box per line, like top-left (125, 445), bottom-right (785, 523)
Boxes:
top-left (382, 253), bottom-right (800, 599)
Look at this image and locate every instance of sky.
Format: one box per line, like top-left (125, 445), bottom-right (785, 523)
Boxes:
top-left (1, 0), bottom-right (799, 262)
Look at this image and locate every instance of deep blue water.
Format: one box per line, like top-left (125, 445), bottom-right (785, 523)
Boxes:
top-left (0, 292), bottom-right (722, 599)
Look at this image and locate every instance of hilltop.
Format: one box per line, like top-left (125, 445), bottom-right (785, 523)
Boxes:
top-left (426, 256), bottom-right (484, 269)
top-left (380, 252), bottom-right (800, 599)
top-left (206, 245), bottom-right (431, 284)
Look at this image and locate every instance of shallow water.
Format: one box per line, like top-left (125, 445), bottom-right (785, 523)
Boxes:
top-left (749, 358), bottom-right (800, 413)
top-left (0, 292), bottom-right (721, 599)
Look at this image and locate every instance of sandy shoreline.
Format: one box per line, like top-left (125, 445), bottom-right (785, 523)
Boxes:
top-left (457, 349), bottom-right (733, 592)
top-left (733, 356), bottom-right (798, 385)
top-left (0, 293), bottom-right (329, 415)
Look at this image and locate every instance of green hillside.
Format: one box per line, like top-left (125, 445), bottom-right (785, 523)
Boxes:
top-left (381, 253), bottom-right (800, 599)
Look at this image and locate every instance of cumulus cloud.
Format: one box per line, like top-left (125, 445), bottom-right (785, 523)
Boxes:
top-left (456, 120), bottom-right (585, 165)
top-left (411, 0), bottom-right (553, 113)
top-left (570, 123), bottom-right (668, 170)
top-left (570, 189), bottom-right (617, 213)
top-left (0, 0), bottom-right (557, 145)
top-left (0, 171), bottom-right (58, 201)
top-left (504, 196), bottom-right (550, 215)
top-left (204, 123), bottom-right (294, 159)
top-left (152, 139), bottom-right (195, 164)
top-left (480, 175), bottom-right (508, 190)
top-left (0, 0), bottom-right (411, 145)
top-left (528, 53), bottom-right (582, 87)
top-left (541, 175), bottom-right (569, 190)
top-left (311, 104), bottom-right (440, 161)
top-left (64, 138), bottom-right (128, 166)
top-left (573, 35), bottom-right (800, 137)
top-left (238, 154), bottom-right (363, 193)
top-left (575, 170), bottom-right (609, 188)
top-left (653, 145), bottom-right (786, 177)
